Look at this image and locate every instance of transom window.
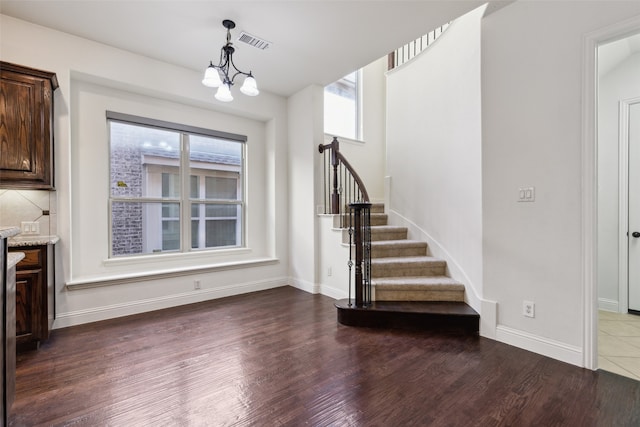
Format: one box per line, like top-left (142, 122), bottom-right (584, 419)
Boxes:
top-left (108, 112), bottom-right (246, 258)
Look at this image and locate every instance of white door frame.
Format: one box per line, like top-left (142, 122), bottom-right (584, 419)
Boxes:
top-left (583, 15), bottom-right (640, 370)
top-left (619, 97), bottom-right (640, 315)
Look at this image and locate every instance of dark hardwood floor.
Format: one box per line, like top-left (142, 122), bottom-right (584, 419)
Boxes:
top-left (9, 286), bottom-right (640, 426)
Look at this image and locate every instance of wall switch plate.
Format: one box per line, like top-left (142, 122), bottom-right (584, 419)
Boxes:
top-left (21, 221), bottom-right (40, 234)
top-left (518, 187), bottom-right (535, 202)
top-left (523, 301), bottom-right (535, 318)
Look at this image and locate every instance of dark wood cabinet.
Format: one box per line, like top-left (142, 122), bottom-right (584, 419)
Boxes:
top-left (0, 61), bottom-right (58, 190)
top-left (9, 245), bottom-right (54, 351)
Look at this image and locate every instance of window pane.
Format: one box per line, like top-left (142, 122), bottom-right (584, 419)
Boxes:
top-left (162, 220), bottom-right (180, 251)
top-left (190, 175), bottom-right (199, 198)
top-left (110, 121), bottom-right (180, 198)
top-left (205, 176), bottom-right (238, 200)
top-left (206, 220), bottom-right (237, 247)
top-left (111, 201), bottom-right (180, 256)
top-left (324, 71), bottom-right (359, 140)
top-left (189, 135), bottom-right (242, 189)
top-left (191, 203), bottom-right (241, 249)
top-left (191, 220), bottom-right (199, 249)
top-left (205, 204), bottom-right (236, 218)
top-left (162, 173), bottom-right (180, 198)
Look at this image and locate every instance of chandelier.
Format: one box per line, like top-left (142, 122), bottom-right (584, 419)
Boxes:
top-left (202, 19), bottom-right (259, 102)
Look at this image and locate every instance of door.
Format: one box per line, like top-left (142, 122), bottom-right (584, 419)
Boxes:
top-left (628, 101), bottom-right (640, 311)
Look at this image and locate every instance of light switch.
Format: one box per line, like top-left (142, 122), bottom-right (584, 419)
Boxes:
top-left (518, 187), bottom-right (535, 202)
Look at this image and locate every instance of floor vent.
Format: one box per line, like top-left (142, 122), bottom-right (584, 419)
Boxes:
top-left (237, 32), bottom-right (271, 50)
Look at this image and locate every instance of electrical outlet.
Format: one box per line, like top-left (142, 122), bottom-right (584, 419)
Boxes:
top-left (327, 267), bottom-right (332, 277)
top-left (194, 280), bottom-right (201, 290)
top-left (523, 301), bottom-right (535, 318)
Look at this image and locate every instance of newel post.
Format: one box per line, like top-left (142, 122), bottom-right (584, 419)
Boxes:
top-left (350, 201), bottom-right (372, 307)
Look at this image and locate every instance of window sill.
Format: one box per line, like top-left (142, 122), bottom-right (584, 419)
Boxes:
top-left (102, 247), bottom-right (252, 267)
top-left (324, 134), bottom-right (365, 145)
top-left (66, 257), bottom-right (279, 290)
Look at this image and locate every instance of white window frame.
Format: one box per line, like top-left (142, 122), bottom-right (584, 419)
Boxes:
top-left (107, 111), bottom-right (246, 258)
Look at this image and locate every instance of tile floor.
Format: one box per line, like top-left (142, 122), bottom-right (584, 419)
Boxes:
top-left (598, 310), bottom-right (640, 380)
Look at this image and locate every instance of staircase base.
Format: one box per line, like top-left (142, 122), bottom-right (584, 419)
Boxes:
top-left (335, 299), bottom-right (479, 335)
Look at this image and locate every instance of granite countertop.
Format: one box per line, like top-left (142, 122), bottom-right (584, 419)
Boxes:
top-left (8, 235), bottom-right (60, 247)
top-left (0, 226), bottom-right (21, 239)
top-left (7, 252), bottom-right (25, 269)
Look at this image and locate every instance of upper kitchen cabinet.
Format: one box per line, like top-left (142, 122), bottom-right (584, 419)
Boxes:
top-left (0, 62), bottom-right (58, 190)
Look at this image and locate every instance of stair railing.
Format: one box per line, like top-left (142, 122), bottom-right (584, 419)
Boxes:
top-left (388, 22), bottom-right (450, 70)
top-left (319, 137), bottom-right (371, 307)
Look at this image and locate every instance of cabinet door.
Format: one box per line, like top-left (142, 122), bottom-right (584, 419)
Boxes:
top-left (15, 270), bottom-right (41, 339)
top-left (0, 65), bottom-right (55, 189)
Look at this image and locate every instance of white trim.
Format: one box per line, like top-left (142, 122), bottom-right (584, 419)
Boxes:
top-left (619, 100), bottom-right (631, 314)
top-left (66, 257), bottom-right (279, 289)
top-left (582, 25), bottom-right (599, 372)
top-left (583, 14), bottom-right (640, 371)
top-left (598, 298), bottom-right (620, 312)
top-left (319, 283), bottom-right (348, 300)
top-left (495, 325), bottom-right (583, 367)
top-left (290, 277), bottom-right (320, 294)
top-left (480, 299), bottom-right (498, 339)
top-left (55, 277), bottom-right (288, 329)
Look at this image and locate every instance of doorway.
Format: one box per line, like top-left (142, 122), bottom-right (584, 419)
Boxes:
top-left (596, 32), bottom-right (640, 379)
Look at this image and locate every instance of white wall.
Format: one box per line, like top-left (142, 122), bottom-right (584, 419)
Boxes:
top-left (386, 6), bottom-right (485, 311)
top-left (597, 50), bottom-right (640, 312)
top-left (0, 14), bottom-right (290, 327)
top-left (288, 85), bottom-right (324, 293)
top-left (482, 1), bottom-right (640, 365)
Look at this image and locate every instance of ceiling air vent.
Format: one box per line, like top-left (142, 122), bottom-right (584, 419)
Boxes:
top-left (237, 31), bottom-right (271, 50)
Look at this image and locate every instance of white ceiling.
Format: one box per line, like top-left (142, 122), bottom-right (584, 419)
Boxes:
top-left (0, 0), bottom-right (490, 97)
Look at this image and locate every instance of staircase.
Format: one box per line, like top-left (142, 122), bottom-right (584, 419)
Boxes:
top-left (335, 202), bottom-right (479, 334)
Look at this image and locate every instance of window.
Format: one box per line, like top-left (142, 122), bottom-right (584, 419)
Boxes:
top-left (108, 112), bottom-right (245, 258)
top-left (324, 70), bottom-right (362, 140)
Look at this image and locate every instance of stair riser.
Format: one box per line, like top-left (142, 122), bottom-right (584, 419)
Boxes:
top-left (342, 229), bottom-right (408, 243)
top-left (372, 265), bottom-right (445, 278)
top-left (333, 214), bottom-right (388, 228)
top-left (375, 290), bottom-right (464, 302)
top-left (371, 246), bottom-right (427, 258)
top-left (344, 203), bottom-right (384, 214)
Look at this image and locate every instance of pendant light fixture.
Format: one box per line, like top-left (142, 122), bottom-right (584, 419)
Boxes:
top-left (202, 19), bottom-right (259, 102)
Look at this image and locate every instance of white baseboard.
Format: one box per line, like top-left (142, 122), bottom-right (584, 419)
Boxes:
top-left (598, 298), bottom-right (619, 313)
top-left (319, 283), bottom-right (347, 300)
top-left (290, 277), bottom-right (319, 294)
top-left (54, 277), bottom-right (288, 329)
top-left (480, 299), bottom-right (497, 339)
top-left (495, 325), bottom-right (583, 367)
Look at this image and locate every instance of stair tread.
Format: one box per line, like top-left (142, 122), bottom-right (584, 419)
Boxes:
top-left (370, 225), bottom-right (407, 231)
top-left (371, 256), bottom-right (445, 265)
top-left (370, 240), bottom-right (426, 247)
